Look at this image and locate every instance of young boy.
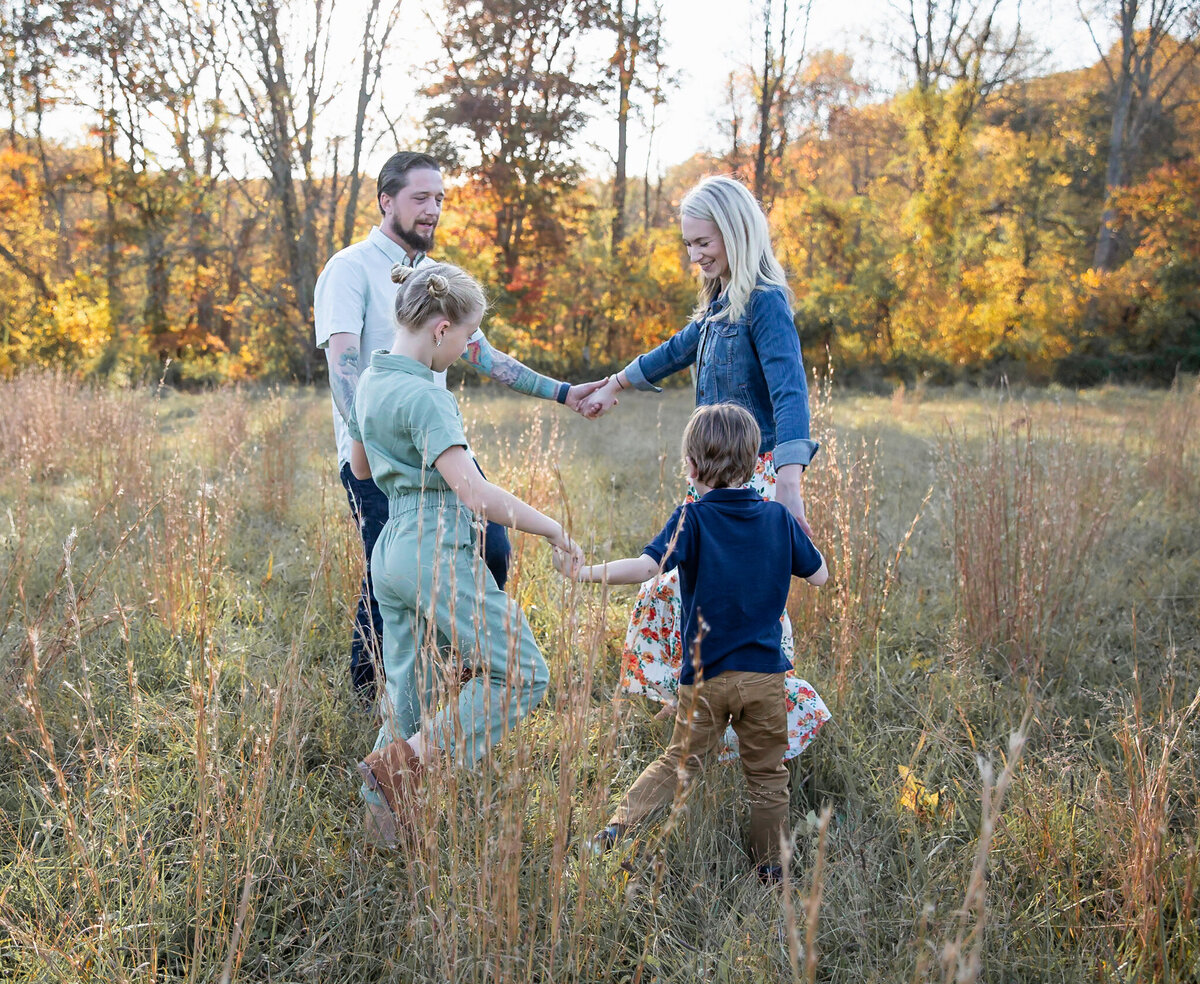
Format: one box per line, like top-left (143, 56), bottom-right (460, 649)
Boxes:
top-left (564, 402), bottom-right (827, 882)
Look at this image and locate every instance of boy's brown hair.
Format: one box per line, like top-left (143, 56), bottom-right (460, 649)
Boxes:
top-left (682, 403), bottom-right (760, 490)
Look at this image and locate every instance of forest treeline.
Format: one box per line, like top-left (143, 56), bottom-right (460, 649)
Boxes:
top-left (1, 0), bottom-right (1198, 387)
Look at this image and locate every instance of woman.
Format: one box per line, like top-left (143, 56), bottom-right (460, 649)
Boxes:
top-left (585, 175), bottom-right (829, 761)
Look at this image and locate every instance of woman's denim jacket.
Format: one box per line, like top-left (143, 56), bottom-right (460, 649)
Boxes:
top-left (622, 282), bottom-right (819, 469)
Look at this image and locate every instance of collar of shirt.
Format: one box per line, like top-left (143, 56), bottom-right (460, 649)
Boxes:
top-left (368, 226), bottom-right (425, 268)
top-left (369, 349), bottom-right (434, 380)
top-left (698, 486), bottom-right (762, 503)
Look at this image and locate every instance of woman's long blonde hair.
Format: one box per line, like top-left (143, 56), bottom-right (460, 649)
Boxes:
top-left (681, 176), bottom-right (792, 324)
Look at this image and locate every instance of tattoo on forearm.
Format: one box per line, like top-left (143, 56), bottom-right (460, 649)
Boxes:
top-left (466, 338), bottom-right (557, 400)
top-left (330, 344), bottom-right (360, 420)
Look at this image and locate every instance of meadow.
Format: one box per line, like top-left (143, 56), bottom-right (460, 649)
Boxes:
top-left (1, 372), bottom-right (1198, 983)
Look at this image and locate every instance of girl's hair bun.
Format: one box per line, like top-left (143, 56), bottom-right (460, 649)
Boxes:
top-left (392, 261), bottom-right (487, 332)
top-left (391, 263), bottom-right (415, 284)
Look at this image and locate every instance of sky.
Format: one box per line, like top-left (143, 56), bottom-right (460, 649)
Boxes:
top-left (45, 0), bottom-right (1112, 183)
top-left (378, 0), bottom-right (1108, 179)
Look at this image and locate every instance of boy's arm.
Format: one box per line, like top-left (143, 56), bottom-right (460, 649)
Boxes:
top-left (575, 554), bottom-right (660, 585)
top-left (805, 551), bottom-right (828, 586)
top-left (565, 504), bottom-right (684, 583)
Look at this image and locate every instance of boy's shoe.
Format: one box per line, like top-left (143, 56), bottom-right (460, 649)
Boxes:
top-left (756, 863), bottom-right (784, 885)
top-left (586, 823), bottom-right (628, 856)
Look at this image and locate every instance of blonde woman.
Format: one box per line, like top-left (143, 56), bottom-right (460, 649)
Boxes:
top-left (585, 175), bottom-right (829, 762)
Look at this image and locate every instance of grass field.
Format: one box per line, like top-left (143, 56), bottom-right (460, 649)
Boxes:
top-left (2, 372), bottom-right (1198, 983)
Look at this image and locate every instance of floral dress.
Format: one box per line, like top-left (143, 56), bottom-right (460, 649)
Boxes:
top-left (619, 452), bottom-right (831, 761)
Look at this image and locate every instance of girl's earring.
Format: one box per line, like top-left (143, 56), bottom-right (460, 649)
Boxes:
top-left (435, 334), bottom-right (443, 347)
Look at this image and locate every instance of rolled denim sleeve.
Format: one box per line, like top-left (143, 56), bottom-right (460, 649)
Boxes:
top-left (749, 288), bottom-right (819, 468)
top-left (622, 320), bottom-right (703, 392)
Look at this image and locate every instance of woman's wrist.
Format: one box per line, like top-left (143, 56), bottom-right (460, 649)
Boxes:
top-left (775, 463), bottom-right (804, 488)
top-left (609, 372), bottom-right (626, 391)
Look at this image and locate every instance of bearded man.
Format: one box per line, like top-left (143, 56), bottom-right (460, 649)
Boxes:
top-left (315, 151), bottom-right (603, 700)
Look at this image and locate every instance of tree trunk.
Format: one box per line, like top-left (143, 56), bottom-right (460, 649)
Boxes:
top-left (753, 0), bottom-right (774, 200)
top-left (1092, 2), bottom-right (1138, 273)
top-left (611, 0), bottom-right (640, 253)
top-left (99, 74), bottom-right (124, 341)
top-left (341, 0), bottom-right (394, 251)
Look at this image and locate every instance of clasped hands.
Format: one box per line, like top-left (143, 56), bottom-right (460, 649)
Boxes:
top-left (551, 540), bottom-right (585, 579)
top-left (563, 375), bottom-right (622, 420)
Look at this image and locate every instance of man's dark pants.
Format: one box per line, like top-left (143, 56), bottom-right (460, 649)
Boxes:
top-left (340, 462), bottom-right (511, 700)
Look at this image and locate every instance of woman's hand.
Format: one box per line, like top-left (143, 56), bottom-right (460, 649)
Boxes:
top-left (583, 375), bottom-right (622, 418)
top-left (774, 464), bottom-right (813, 537)
top-left (565, 379), bottom-right (608, 415)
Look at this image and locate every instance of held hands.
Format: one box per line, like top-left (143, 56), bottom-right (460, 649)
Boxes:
top-left (564, 378), bottom-right (607, 415)
top-left (582, 375), bottom-right (622, 419)
top-left (552, 544), bottom-right (585, 579)
top-left (548, 527), bottom-right (585, 577)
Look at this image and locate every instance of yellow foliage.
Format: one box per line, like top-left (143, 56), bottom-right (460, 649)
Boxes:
top-left (897, 765), bottom-right (954, 823)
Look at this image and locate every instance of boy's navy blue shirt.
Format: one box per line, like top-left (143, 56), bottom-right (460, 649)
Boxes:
top-left (643, 486), bottom-right (823, 686)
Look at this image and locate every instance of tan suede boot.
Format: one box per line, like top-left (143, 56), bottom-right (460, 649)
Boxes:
top-left (358, 737), bottom-right (423, 826)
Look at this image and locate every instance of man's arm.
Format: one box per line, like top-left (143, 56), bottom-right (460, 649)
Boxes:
top-left (463, 332), bottom-right (560, 399)
top-left (325, 332), bottom-right (362, 423)
top-left (462, 332), bottom-right (605, 411)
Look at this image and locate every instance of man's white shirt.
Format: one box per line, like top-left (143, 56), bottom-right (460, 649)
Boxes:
top-left (314, 226), bottom-right (483, 466)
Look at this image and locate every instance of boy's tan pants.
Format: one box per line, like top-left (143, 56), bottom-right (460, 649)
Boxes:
top-left (611, 670), bottom-right (790, 864)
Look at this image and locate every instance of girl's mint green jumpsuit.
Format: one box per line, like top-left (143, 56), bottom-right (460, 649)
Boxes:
top-left (348, 351), bottom-right (549, 805)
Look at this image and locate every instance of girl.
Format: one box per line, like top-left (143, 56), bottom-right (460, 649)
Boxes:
top-left (348, 261), bottom-right (582, 843)
top-left (584, 175), bottom-right (830, 761)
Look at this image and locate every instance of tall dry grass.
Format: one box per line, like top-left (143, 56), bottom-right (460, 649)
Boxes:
top-left (792, 371), bottom-right (928, 703)
top-left (1095, 678), bottom-right (1200, 980)
top-left (0, 377), bottom-right (1197, 982)
top-left (940, 403), bottom-right (1122, 676)
top-left (1143, 376), bottom-right (1200, 512)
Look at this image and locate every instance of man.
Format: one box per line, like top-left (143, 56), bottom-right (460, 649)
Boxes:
top-left (315, 151), bottom-right (603, 700)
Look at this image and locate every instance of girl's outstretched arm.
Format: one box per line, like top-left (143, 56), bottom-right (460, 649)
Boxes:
top-left (435, 446), bottom-right (580, 560)
top-left (575, 554), bottom-right (660, 585)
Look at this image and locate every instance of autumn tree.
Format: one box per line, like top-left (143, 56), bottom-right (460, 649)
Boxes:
top-left (1080, 0), bottom-right (1200, 273)
top-left (600, 0), bottom-right (668, 250)
top-left (425, 0), bottom-right (595, 289)
top-left (226, 0), bottom-right (339, 376)
top-left (885, 0), bottom-right (1031, 368)
top-left (751, 0), bottom-right (812, 201)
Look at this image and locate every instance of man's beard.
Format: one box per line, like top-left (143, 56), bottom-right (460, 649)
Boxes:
top-left (390, 215), bottom-right (435, 254)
